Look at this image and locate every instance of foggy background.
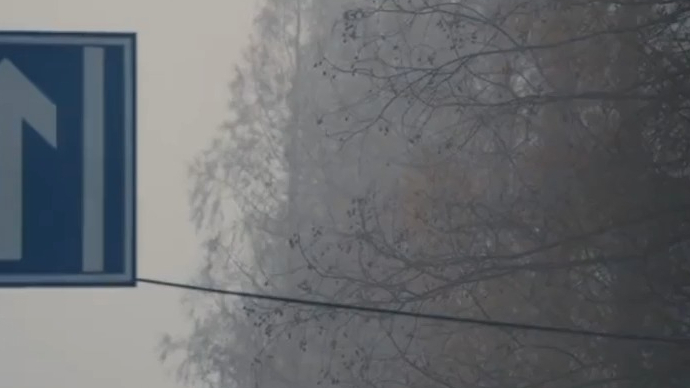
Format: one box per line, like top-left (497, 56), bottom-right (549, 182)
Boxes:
top-left (2, 1), bottom-right (690, 388)
top-left (163, 1), bottom-right (690, 388)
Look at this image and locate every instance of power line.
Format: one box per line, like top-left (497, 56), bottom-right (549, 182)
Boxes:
top-left (138, 277), bottom-right (689, 346)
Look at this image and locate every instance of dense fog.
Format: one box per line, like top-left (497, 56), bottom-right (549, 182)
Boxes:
top-left (161, 1), bottom-right (690, 388)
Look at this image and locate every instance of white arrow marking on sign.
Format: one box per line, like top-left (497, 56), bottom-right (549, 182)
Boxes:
top-left (0, 59), bottom-right (57, 260)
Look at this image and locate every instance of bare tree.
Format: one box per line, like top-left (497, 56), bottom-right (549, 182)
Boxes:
top-left (164, 1), bottom-right (690, 388)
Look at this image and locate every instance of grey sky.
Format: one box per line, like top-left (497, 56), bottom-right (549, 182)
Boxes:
top-left (0, 1), bottom-right (254, 387)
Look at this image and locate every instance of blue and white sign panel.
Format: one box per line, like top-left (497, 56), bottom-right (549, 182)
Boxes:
top-left (0, 31), bottom-right (136, 287)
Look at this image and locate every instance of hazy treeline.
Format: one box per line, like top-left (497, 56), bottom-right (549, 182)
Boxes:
top-left (161, 1), bottom-right (690, 388)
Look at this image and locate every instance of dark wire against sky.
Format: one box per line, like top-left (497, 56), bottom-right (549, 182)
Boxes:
top-left (138, 277), bottom-right (690, 346)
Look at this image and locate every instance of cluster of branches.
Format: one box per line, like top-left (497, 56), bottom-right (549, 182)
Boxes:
top-left (163, 1), bottom-right (690, 388)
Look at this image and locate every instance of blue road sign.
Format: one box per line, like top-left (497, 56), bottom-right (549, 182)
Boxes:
top-left (0, 31), bottom-right (136, 287)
